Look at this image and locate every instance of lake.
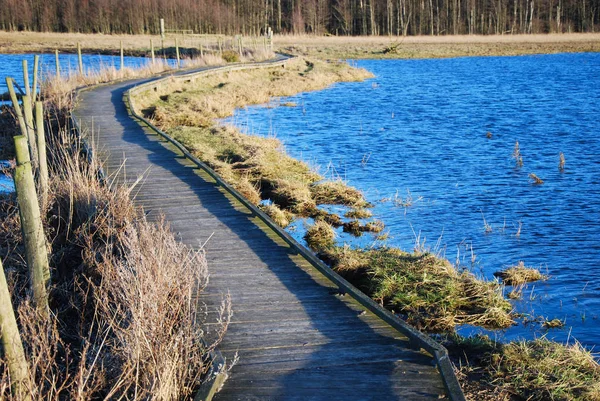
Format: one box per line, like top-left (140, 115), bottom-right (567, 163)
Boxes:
top-left (0, 52), bottom-right (171, 95)
top-left (223, 53), bottom-right (600, 349)
top-left (0, 52), bottom-right (161, 193)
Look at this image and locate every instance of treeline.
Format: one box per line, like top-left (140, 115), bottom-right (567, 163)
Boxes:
top-left (1, 0), bottom-right (598, 36)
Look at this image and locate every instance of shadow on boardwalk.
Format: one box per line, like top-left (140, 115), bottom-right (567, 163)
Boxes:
top-left (73, 77), bottom-right (447, 401)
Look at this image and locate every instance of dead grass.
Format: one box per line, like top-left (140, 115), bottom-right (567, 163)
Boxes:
top-left (0, 31), bottom-right (274, 58)
top-left (344, 208), bottom-right (373, 219)
top-left (259, 203), bottom-right (294, 228)
top-left (1, 74), bottom-right (228, 399)
top-left (494, 261), bottom-right (547, 286)
top-left (3, 31), bottom-right (598, 60)
top-left (304, 219), bottom-right (336, 250)
top-left (130, 57), bottom-right (377, 233)
top-left (529, 173), bottom-right (544, 184)
top-left (448, 334), bottom-right (600, 401)
top-left (275, 33), bottom-right (600, 59)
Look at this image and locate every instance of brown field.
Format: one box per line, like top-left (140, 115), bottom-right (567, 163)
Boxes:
top-left (276, 32), bottom-right (600, 58)
top-left (1, 31), bottom-right (599, 59)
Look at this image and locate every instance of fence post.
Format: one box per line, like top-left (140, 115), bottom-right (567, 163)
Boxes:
top-left (36, 101), bottom-right (48, 209)
top-left (120, 40), bottom-right (124, 73)
top-left (13, 136), bottom-right (50, 315)
top-left (77, 42), bottom-right (83, 75)
top-left (5, 78), bottom-right (28, 139)
top-left (160, 18), bottom-right (165, 39)
top-left (0, 258), bottom-right (32, 401)
top-left (32, 55), bottom-right (39, 102)
top-left (21, 95), bottom-right (39, 164)
top-left (55, 50), bottom-right (61, 79)
top-left (151, 39), bottom-right (155, 64)
top-left (22, 60), bottom-right (31, 100)
top-left (175, 38), bottom-right (180, 68)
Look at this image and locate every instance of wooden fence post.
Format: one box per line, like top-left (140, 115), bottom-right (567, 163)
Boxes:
top-left (55, 50), bottom-right (61, 79)
top-left (5, 78), bottom-right (28, 139)
top-left (218, 37), bottom-right (223, 56)
top-left (32, 55), bottom-right (39, 102)
top-left (200, 41), bottom-right (204, 58)
top-left (36, 101), bottom-right (48, 209)
top-left (21, 95), bottom-right (39, 164)
top-left (13, 136), bottom-right (50, 315)
top-left (120, 40), bottom-right (124, 72)
top-left (160, 18), bottom-right (165, 39)
top-left (22, 60), bottom-right (31, 99)
top-left (151, 39), bottom-right (155, 64)
top-left (0, 258), bottom-right (32, 401)
top-left (175, 38), bottom-right (180, 68)
top-left (77, 42), bottom-right (83, 75)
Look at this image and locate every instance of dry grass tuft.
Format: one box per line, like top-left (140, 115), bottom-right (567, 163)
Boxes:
top-left (304, 219), bottom-right (337, 250)
top-left (310, 180), bottom-right (369, 207)
top-left (512, 141), bottom-right (523, 167)
top-left (529, 173), bottom-right (544, 184)
top-left (494, 261), bottom-right (547, 286)
top-left (344, 208), bottom-right (373, 219)
top-left (259, 203), bottom-right (293, 228)
top-left (559, 152), bottom-right (566, 171)
top-left (542, 318), bottom-right (565, 329)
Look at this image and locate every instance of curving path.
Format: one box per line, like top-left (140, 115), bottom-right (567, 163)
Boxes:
top-left (73, 63), bottom-right (450, 400)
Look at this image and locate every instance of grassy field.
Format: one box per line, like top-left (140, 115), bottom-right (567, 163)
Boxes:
top-left (276, 33), bottom-right (600, 58)
top-left (1, 31), bottom-right (599, 59)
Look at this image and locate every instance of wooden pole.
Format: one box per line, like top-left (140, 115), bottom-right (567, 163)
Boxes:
top-left (218, 37), bottom-right (223, 56)
top-left (21, 95), bottom-right (38, 164)
top-left (77, 42), bottom-right (83, 75)
top-left (5, 78), bottom-right (28, 139)
top-left (175, 38), bottom-right (180, 68)
top-left (22, 60), bottom-right (31, 99)
top-left (160, 18), bottom-right (165, 39)
top-left (13, 136), bottom-right (50, 315)
top-left (35, 102), bottom-right (48, 209)
top-left (120, 40), bottom-right (124, 72)
top-left (31, 55), bottom-right (39, 102)
top-left (200, 41), bottom-right (204, 58)
top-left (151, 39), bottom-right (155, 64)
top-left (55, 50), bottom-right (61, 79)
top-left (0, 258), bottom-right (32, 401)
top-left (238, 36), bottom-right (243, 57)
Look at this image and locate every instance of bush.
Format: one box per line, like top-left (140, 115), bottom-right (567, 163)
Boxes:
top-left (221, 50), bottom-right (240, 63)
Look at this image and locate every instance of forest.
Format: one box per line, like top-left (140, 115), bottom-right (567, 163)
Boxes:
top-left (0, 0), bottom-right (598, 37)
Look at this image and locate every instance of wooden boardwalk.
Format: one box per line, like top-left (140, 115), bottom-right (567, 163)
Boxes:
top-left (73, 67), bottom-right (450, 400)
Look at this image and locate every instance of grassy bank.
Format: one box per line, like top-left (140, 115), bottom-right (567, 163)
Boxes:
top-left (130, 56), bottom-right (520, 333)
top-left (0, 58), bottom-right (230, 399)
top-left (448, 335), bottom-right (600, 401)
top-left (131, 57), bottom-right (382, 232)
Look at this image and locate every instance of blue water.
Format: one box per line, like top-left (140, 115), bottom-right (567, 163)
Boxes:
top-left (0, 52), bottom-right (174, 94)
top-left (224, 53), bottom-right (600, 349)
